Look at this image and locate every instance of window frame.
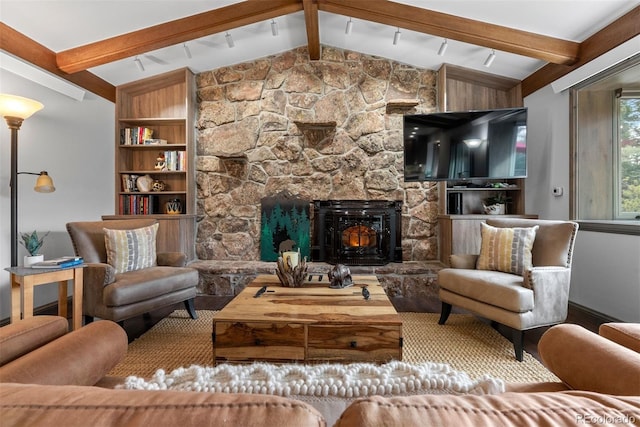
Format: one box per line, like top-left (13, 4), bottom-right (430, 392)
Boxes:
top-left (570, 55), bottom-right (640, 235)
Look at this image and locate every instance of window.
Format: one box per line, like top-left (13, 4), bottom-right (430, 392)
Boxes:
top-left (572, 55), bottom-right (640, 232)
top-left (616, 90), bottom-right (640, 219)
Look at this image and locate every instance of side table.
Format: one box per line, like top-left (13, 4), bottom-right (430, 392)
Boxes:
top-left (5, 266), bottom-right (84, 330)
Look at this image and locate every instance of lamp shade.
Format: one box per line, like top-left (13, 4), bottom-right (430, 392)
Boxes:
top-left (34, 171), bottom-right (55, 193)
top-left (0, 94), bottom-right (44, 120)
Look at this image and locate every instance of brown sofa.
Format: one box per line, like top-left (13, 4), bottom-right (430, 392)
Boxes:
top-left (1, 318), bottom-right (638, 426)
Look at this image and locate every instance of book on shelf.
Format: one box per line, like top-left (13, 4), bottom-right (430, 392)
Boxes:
top-left (31, 256), bottom-right (84, 269)
top-left (119, 194), bottom-right (160, 215)
top-left (120, 127), bottom-right (154, 145)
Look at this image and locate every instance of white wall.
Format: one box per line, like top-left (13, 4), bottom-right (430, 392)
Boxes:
top-left (0, 70), bottom-right (114, 320)
top-left (525, 82), bottom-right (640, 322)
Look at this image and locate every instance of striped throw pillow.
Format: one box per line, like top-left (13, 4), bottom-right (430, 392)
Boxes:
top-left (104, 223), bottom-right (158, 274)
top-left (476, 223), bottom-right (538, 276)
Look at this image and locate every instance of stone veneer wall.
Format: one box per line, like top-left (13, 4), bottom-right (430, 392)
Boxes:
top-left (195, 45), bottom-right (439, 263)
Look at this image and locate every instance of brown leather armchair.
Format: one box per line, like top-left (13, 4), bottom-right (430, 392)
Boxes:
top-left (66, 219), bottom-right (198, 325)
top-left (437, 218), bottom-right (579, 361)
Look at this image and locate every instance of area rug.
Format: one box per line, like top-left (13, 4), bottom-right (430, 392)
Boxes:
top-left (109, 310), bottom-right (559, 384)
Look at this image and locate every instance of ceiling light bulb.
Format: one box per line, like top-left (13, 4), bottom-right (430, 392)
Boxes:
top-left (271, 20), bottom-right (279, 36)
top-left (393, 28), bottom-right (401, 45)
top-left (225, 32), bottom-right (235, 48)
top-left (438, 39), bottom-right (448, 56)
top-left (183, 43), bottom-right (192, 59)
top-left (484, 50), bottom-right (496, 67)
top-left (345, 18), bottom-right (353, 35)
top-left (134, 56), bottom-right (145, 72)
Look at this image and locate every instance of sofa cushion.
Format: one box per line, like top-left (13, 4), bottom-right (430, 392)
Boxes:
top-left (103, 266), bottom-right (199, 307)
top-left (438, 268), bottom-right (534, 313)
top-left (599, 323), bottom-right (640, 353)
top-left (334, 391), bottom-right (640, 427)
top-left (0, 316), bottom-right (68, 366)
top-left (477, 223), bottom-right (538, 276)
top-left (104, 223), bottom-right (158, 274)
top-left (0, 320), bottom-right (127, 386)
top-left (0, 383), bottom-right (326, 427)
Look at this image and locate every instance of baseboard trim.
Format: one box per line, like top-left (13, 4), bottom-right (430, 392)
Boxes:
top-left (568, 301), bottom-right (620, 323)
top-left (0, 299), bottom-right (70, 327)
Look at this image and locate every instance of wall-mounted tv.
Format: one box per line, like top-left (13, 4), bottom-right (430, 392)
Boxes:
top-left (403, 108), bottom-right (527, 182)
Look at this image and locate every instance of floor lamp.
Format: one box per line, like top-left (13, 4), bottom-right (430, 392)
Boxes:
top-left (0, 94), bottom-right (54, 267)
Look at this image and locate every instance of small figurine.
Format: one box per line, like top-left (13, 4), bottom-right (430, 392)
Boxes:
top-left (362, 286), bottom-right (370, 300)
top-left (155, 152), bottom-right (166, 170)
top-left (328, 264), bottom-right (353, 289)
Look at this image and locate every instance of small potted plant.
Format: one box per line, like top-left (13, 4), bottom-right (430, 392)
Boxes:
top-left (20, 230), bottom-right (49, 267)
top-left (483, 193), bottom-right (511, 215)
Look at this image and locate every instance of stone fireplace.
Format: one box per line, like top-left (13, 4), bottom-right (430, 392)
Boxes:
top-left (195, 45), bottom-right (440, 263)
top-left (311, 200), bottom-right (402, 265)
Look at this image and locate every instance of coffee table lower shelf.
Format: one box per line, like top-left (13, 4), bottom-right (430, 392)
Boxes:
top-left (212, 275), bottom-right (402, 364)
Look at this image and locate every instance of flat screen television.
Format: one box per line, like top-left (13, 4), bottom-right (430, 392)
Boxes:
top-left (403, 108), bottom-right (527, 181)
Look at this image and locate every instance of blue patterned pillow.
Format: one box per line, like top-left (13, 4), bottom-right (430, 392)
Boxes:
top-left (104, 224), bottom-right (158, 274)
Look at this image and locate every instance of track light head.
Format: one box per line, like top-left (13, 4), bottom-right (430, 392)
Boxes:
top-left (393, 28), bottom-right (401, 45)
top-left (437, 39), bottom-right (448, 56)
top-left (345, 18), bottom-right (353, 35)
top-left (225, 32), bottom-right (235, 48)
top-left (183, 43), bottom-right (192, 59)
top-left (271, 19), bottom-right (279, 36)
top-left (484, 50), bottom-right (496, 67)
top-left (134, 56), bottom-right (145, 72)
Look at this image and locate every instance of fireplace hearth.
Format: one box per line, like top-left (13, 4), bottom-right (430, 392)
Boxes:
top-left (311, 200), bottom-right (402, 265)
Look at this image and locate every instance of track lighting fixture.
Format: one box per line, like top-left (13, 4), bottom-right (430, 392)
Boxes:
top-left (345, 18), bottom-right (353, 35)
top-left (271, 19), bottom-right (279, 36)
top-left (225, 32), bottom-right (235, 48)
top-left (393, 27), bottom-right (401, 45)
top-left (134, 56), bottom-right (145, 72)
top-left (183, 43), bottom-right (192, 59)
top-left (437, 39), bottom-right (448, 56)
top-left (484, 49), bottom-right (496, 67)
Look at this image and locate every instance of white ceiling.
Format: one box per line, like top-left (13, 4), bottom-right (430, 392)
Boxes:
top-left (1, 0), bottom-right (638, 88)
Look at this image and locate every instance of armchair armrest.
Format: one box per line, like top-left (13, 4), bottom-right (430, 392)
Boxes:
top-left (523, 267), bottom-right (572, 325)
top-left (157, 252), bottom-right (187, 267)
top-left (539, 323), bottom-right (640, 396)
top-left (449, 254), bottom-right (478, 269)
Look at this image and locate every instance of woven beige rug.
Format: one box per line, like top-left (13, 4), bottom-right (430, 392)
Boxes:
top-left (109, 310), bottom-right (559, 384)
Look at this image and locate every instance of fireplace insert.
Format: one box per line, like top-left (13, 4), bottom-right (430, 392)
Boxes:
top-left (311, 200), bottom-right (402, 265)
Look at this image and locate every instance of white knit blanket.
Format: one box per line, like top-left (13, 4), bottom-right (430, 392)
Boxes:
top-left (118, 361), bottom-right (505, 397)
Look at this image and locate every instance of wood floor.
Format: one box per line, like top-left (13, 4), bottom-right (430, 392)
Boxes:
top-left (116, 294), bottom-right (611, 364)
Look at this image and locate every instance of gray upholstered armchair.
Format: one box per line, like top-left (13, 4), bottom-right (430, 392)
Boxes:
top-left (66, 219), bottom-right (198, 325)
top-left (438, 218), bottom-right (579, 361)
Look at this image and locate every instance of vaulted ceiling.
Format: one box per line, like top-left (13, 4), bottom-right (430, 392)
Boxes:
top-left (1, 0), bottom-right (638, 102)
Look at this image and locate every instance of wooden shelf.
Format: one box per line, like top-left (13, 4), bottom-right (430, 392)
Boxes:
top-left (386, 99), bottom-right (419, 108)
top-left (294, 120), bottom-right (336, 130)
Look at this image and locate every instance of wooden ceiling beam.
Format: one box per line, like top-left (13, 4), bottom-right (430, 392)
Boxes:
top-left (522, 6), bottom-right (640, 97)
top-left (56, 0), bottom-right (303, 74)
top-left (319, 0), bottom-right (580, 65)
top-left (302, 0), bottom-right (321, 60)
top-left (0, 23), bottom-right (115, 102)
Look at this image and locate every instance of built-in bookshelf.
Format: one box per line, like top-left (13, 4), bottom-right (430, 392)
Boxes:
top-left (105, 68), bottom-right (196, 260)
top-left (436, 64), bottom-right (536, 265)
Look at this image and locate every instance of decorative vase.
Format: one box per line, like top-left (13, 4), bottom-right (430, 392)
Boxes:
top-left (483, 203), bottom-right (506, 215)
top-left (24, 254), bottom-right (44, 267)
top-left (136, 174), bottom-right (153, 192)
top-left (165, 198), bottom-right (182, 214)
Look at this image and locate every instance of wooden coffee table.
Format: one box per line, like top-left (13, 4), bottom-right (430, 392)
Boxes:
top-left (212, 274), bottom-right (402, 364)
